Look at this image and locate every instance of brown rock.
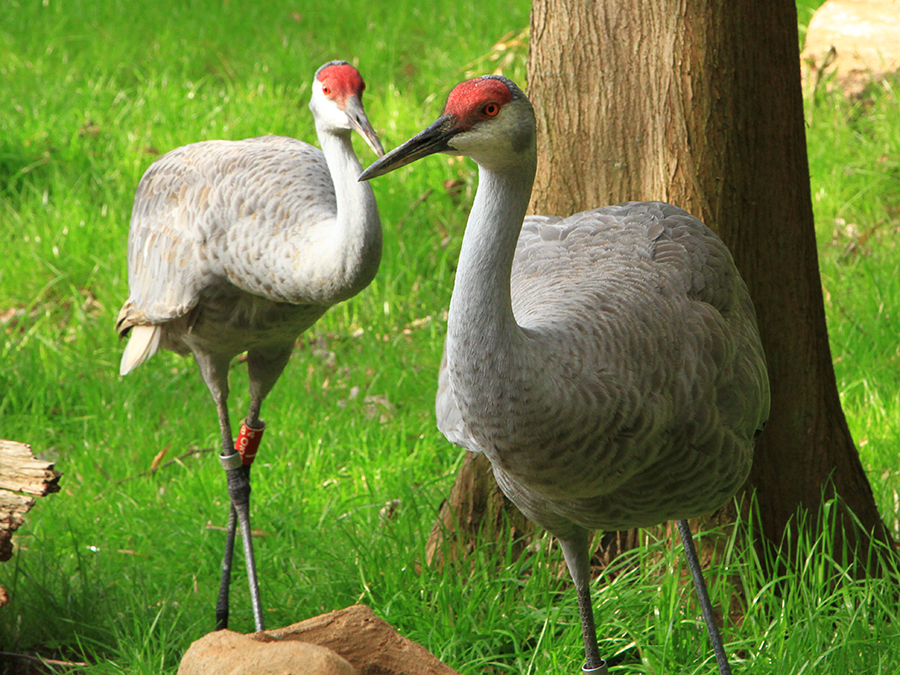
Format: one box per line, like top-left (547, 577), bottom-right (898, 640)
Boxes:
top-left (178, 630), bottom-right (358, 675)
top-left (178, 605), bottom-right (460, 675)
top-left (801, 0), bottom-right (900, 97)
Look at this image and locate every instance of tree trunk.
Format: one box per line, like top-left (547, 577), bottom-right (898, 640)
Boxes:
top-left (429, 0), bottom-right (891, 571)
top-left (425, 452), bottom-right (534, 567)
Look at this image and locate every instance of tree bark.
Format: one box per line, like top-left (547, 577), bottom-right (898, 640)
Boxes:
top-left (425, 452), bottom-right (535, 567)
top-left (430, 0), bottom-right (891, 570)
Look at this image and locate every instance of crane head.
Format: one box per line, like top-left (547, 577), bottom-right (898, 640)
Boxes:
top-left (310, 61), bottom-right (385, 157)
top-left (358, 74), bottom-right (534, 181)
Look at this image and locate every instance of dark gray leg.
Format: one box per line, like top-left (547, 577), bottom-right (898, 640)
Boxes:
top-left (246, 345), bottom-right (294, 426)
top-left (676, 519), bottom-right (732, 675)
top-left (559, 530), bottom-right (608, 675)
top-left (216, 504), bottom-right (238, 630)
top-left (194, 351), bottom-right (265, 633)
top-left (208, 344), bottom-right (292, 632)
top-left (221, 458), bottom-right (264, 632)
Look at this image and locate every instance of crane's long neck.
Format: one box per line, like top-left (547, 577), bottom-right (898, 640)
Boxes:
top-left (317, 127), bottom-right (382, 299)
top-left (447, 158), bottom-right (536, 367)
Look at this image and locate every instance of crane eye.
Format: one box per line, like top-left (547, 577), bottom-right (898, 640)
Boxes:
top-left (322, 85), bottom-right (331, 96)
top-left (483, 102), bottom-right (500, 117)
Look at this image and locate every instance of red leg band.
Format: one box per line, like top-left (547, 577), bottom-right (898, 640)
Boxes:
top-left (235, 419), bottom-right (265, 466)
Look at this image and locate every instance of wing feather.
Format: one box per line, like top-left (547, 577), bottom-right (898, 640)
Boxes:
top-left (116, 136), bottom-right (334, 333)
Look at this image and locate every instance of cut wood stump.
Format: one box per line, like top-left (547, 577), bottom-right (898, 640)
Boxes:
top-left (178, 604), bottom-right (460, 675)
top-left (801, 0), bottom-right (900, 97)
top-left (0, 439), bottom-right (61, 605)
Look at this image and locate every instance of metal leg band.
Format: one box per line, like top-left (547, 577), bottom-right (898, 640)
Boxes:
top-left (220, 451), bottom-right (243, 471)
top-left (583, 660), bottom-right (608, 674)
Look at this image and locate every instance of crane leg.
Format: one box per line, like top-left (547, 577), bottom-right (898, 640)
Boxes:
top-left (195, 351), bottom-right (266, 633)
top-left (216, 422), bottom-right (265, 633)
top-left (221, 458), bottom-right (264, 632)
top-left (215, 503), bottom-right (238, 630)
top-left (558, 531), bottom-right (608, 675)
top-left (203, 346), bottom-right (291, 633)
top-left (676, 519), bottom-right (732, 675)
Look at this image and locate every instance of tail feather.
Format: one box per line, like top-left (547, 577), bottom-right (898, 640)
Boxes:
top-left (119, 325), bottom-right (162, 376)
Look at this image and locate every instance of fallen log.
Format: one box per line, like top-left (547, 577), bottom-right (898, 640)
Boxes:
top-left (0, 439), bottom-right (61, 605)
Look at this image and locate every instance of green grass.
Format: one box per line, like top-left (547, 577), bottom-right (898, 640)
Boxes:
top-left (806, 75), bottom-right (900, 538)
top-left (2, 0), bottom-right (899, 673)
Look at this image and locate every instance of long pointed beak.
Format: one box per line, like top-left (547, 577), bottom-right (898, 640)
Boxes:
top-left (346, 96), bottom-right (385, 158)
top-left (359, 114), bottom-right (458, 181)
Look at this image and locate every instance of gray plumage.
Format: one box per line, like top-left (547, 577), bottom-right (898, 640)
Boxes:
top-left (439, 201), bottom-right (768, 539)
top-left (361, 74), bottom-right (769, 673)
top-left (117, 61), bottom-right (384, 632)
top-left (117, 135), bottom-right (380, 366)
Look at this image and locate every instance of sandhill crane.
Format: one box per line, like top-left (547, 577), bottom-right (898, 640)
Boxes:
top-left (116, 61), bottom-right (384, 632)
top-left (360, 75), bottom-right (769, 674)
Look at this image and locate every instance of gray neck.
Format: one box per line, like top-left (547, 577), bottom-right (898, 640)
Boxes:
top-left (317, 126), bottom-right (382, 299)
top-left (446, 157), bottom-right (536, 378)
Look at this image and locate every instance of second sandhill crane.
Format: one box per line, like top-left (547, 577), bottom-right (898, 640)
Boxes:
top-left (116, 61), bottom-right (384, 632)
top-left (361, 75), bottom-right (769, 674)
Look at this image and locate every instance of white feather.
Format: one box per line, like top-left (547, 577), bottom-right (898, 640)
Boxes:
top-left (119, 325), bottom-right (162, 376)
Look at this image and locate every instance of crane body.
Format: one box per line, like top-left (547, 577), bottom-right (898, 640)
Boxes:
top-left (117, 61), bottom-right (384, 632)
top-left (446, 201), bottom-right (763, 534)
top-left (361, 75), bottom-right (769, 674)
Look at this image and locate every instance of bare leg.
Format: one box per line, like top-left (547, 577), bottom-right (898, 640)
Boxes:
top-left (217, 343), bottom-right (294, 632)
top-left (559, 530), bottom-right (608, 675)
top-left (246, 345), bottom-right (294, 426)
top-left (216, 504), bottom-right (238, 630)
top-left (193, 350), bottom-right (265, 632)
top-left (205, 345), bottom-right (292, 632)
top-left (223, 459), bottom-right (264, 632)
top-left (676, 519), bottom-right (732, 675)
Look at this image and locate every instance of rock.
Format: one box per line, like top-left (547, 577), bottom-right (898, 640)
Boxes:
top-left (179, 630), bottom-right (358, 675)
top-left (801, 0), bottom-right (900, 97)
top-left (178, 605), bottom-right (460, 675)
